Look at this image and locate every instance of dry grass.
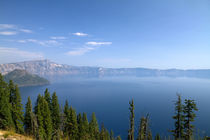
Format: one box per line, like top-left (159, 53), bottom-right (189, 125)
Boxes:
top-left (0, 130), bottom-right (33, 140)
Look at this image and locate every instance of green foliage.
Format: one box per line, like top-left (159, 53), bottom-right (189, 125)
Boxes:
top-left (24, 97), bottom-right (33, 135)
top-left (44, 88), bottom-right (51, 109)
top-left (155, 134), bottom-right (161, 140)
top-left (51, 92), bottom-right (61, 139)
top-left (0, 74), bottom-right (14, 130)
top-left (89, 112), bottom-right (100, 140)
top-left (116, 135), bottom-right (122, 140)
top-left (183, 99), bottom-right (198, 140)
top-left (11, 85), bottom-right (24, 133)
top-left (128, 99), bottom-right (134, 140)
top-left (4, 69), bottom-right (49, 87)
top-left (137, 114), bottom-right (151, 140)
top-left (171, 94), bottom-right (184, 139)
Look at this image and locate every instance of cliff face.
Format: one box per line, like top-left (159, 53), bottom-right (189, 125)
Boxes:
top-left (0, 60), bottom-right (210, 79)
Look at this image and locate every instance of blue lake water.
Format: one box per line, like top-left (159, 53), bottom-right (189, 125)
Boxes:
top-left (19, 77), bottom-right (210, 139)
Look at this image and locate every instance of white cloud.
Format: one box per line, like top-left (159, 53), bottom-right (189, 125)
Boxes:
top-left (0, 24), bottom-right (33, 34)
top-left (86, 41), bottom-right (112, 46)
top-left (0, 47), bottom-right (43, 63)
top-left (17, 39), bottom-right (61, 46)
top-left (19, 29), bottom-right (33, 33)
top-left (72, 32), bottom-right (88, 37)
top-left (0, 24), bottom-right (16, 29)
top-left (0, 31), bottom-right (17, 35)
top-left (67, 47), bottom-right (94, 56)
top-left (50, 36), bottom-right (67, 40)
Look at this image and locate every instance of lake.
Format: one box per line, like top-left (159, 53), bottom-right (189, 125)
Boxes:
top-left (19, 77), bottom-right (210, 139)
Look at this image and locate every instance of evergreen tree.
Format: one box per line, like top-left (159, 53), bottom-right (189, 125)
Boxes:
top-left (51, 92), bottom-right (60, 139)
top-left (171, 94), bottom-right (184, 140)
top-left (0, 74), bottom-right (13, 130)
top-left (183, 99), bottom-right (198, 140)
top-left (63, 100), bottom-right (70, 138)
top-left (24, 97), bottom-right (33, 135)
top-left (36, 96), bottom-right (45, 140)
top-left (82, 112), bottom-right (90, 140)
top-left (42, 98), bottom-right (53, 140)
top-left (89, 112), bottom-right (100, 140)
top-left (155, 134), bottom-right (161, 140)
top-left (34, 94), bottom-right (42, 114)
top-left (77, 113), bottom-right (83, 139)
top-left (44, 88), bottom-right (51, 110)
top-left (11, 85), bottom-right (24, 133)
top-left (128, 99), bottom-right (134, 140)
top-left (69, 106), bottom-right (78, 140)
top-left (110, 130), bottom-right (114, 140)
top-left (116, 136), bottom-right (122, 140)
top-left (137, 115), bottom-right (151, 140)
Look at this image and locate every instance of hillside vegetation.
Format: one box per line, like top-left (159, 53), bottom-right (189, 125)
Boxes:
top-left (3, 69), bottom-right (49, 87)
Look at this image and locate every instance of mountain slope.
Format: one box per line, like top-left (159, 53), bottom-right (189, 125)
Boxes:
top-left (4, 69), bottom-right (49, 87)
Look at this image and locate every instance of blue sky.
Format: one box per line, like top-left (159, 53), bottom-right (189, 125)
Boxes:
top-left (0, 0), bottom-right (210, 69)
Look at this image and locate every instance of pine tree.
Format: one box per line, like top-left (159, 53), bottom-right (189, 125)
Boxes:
top-left (0, 74), bottom-right (14, 130)
top-left (63, 100), bottom-right (70, 138)
top-left (155, 134), bottom-right (161, 140)
top-left (24, 97), bottom-right (33, 135)
top-left (44, 88), bottom-right (51, 110)
top-left (11, 85), bottom-right (24, 133)
top-left (82, 112), bottom-right (90, 139)
top-left (42, 98), bottom-right (53, 140)
top-left (110, 130), bottom-right (114, 140)
top-left (183, 99), bottom-right (198, 140)
top-left (89, 112), bottom-right (99, 140)
top-left (36, 96), bottom-right (45, 140)
top-left (116, 136), bottom-right (122, 140)
top-left (51, 92), bottom-right (61, 139)
top-left (34, 94), bottom-right (42, 114)
top-left (77, 113), bottom-right (83, 139)
top-left (69, 106), bottom-right (78, 140)
top-left (171, 94), bottom-right (184, 140)
top-left (128, 99), bottom-right (134, 140)
top-left (137, 115), bottom-right (151, 140)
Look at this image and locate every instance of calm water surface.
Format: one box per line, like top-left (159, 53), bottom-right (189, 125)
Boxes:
top-left (20, 77), bottom-right (210, 139)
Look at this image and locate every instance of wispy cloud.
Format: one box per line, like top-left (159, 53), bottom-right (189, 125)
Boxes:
top-left (72, 32), bottom-right (88, 37)
top-left (0, 24), bottom-right (33, 35)
top-left (0, 47), bottom-right (43, 63)
top-left (86, 41), bottom-right (112, 46)
top-left (17, 39), bottom-right (61, 46)
top-left (50, 36), bottom-right (67, 40)
top-left (19, 29), bottom-right (33, 33)
top-left (0, 31), bottom-right (18, 35)
top-left (67, 47), bottom-right (94, 56)
top-left (0, 24), bottom-right (16, 29)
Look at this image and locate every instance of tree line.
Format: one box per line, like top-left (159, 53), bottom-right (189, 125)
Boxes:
top-left (127, 94), bottom-right (199, 140)
top-left (0, 73), bottom-right (207, 140)
top-left (0, 74), bottom-right (121, 140)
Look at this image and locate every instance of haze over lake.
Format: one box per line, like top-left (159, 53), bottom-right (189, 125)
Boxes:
top-left (20, 76), bottom-right (210, 139)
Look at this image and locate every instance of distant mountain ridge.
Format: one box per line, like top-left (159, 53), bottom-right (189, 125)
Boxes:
top-left (0, 60), bottom-right (210, 79)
